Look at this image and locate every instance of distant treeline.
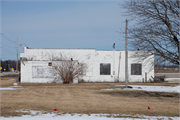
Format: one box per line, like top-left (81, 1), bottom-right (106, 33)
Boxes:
top-left (0, 60), bottom-right (20, 72)
top-left (155, 64), bottom-right (179, 72)
top-left (155, 64), bottom-right (179, 68)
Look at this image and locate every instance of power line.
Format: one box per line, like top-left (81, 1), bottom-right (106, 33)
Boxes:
top-left (0, 42), bottom-right (16, 48)
top-left (0, 26), bottom-right (28, 47)
top-left (0, 25), bottom-right (18, 38)
top-left (1, 33), bottom-right (27, 49)
top-left (1, 47), bottom-right (17, 55)
top-left (0, 32), bottom-right (28, 61)
top-left (1, 45), bottom-right (23, 54)
top-left (1, 34), bottom-right (26, 51)
top-left (1, 48), bottom-right (23, 54)
top-left (0, 42), bottom-right (24, 52)
top-left (1, 33), bottom-right (17, 44)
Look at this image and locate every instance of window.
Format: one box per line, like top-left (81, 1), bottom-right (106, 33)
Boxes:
top-left (48, 62), bottom-right (52, 66)
top-left (100, 63), bottom-right (111, 75)
top-left (131, 64), bottom-right (142, 75)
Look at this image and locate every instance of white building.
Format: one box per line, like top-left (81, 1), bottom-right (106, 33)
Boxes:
top-left (20, 47), bottom-right (154, 83)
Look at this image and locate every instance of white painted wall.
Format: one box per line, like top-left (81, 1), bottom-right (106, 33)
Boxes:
top-left (21, 47), bottom-right (154, 83)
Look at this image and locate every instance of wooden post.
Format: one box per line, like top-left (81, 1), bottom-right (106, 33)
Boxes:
top-left (113, 43), bottom-right (115, 77)
top-left (145, 72), bottom-right (147, 83)
top-left (125, 19), bottom-right (128, 88)
top-left (16, 37), bottom-right (18, 73)
top-left (118, 52), bottom-right (121, 79)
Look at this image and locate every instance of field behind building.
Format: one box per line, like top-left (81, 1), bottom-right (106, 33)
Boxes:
top-left (0, 77), bottom-right (179, 117)
top-left (155, 67), bottom-right (180, 78)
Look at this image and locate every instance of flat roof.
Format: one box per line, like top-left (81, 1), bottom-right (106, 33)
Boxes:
top-left (25, 47), bottom-right (152, 52)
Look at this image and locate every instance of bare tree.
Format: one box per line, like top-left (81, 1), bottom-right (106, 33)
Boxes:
top-left (122, 0), bottom-right (179, 65)
top-left (52, 53), bottom-right (86, 84)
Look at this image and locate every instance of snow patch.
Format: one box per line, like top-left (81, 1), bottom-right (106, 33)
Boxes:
top-left (0, 110), bottom-right (180, 120)
top-left (0, 86), bottom-right (23, 90)
top-left (0, 87), bottom-right (16, 90)
top-left (102, 85), bottom-right (180, 93)
top-left (165, 78), bottom-right (180, 81)
top-left (11, 86), bottom-right (23, 87)
top-left (13, 83), bottom-right (18, 86)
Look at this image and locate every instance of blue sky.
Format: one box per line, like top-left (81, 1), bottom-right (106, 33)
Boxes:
top-left (1, 0), bottom-right (130, 60)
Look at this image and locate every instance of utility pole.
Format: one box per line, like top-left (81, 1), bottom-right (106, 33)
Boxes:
top-left (16, 37), bottom-right (18, 73)
top-left (125, 19), bottom-right (128, 88)
top-left (113, 43), bottom-right (115, 78)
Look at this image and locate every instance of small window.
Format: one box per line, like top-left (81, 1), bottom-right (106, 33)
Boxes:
top-left (48, 62), bottom-right (52, 66)
top-left (100, 63), bottom-right (111, 75)
top-left (131, 64), bottom-right (142, 75)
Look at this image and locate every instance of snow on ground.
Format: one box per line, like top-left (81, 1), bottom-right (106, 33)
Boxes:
top-left (0, 86), bottom-right (23, 90)
top-left (13, 83), bottom-right (18, 86)
top-left (165, 78), bottom-right (180, 81)
top-left (102, 85), bottom-right (180, 93)
top-left (0, 82), bottom-right (23, 90)
top-left (11, 86), bottom-right (23, 87)
top-left (0, 87), bottom-right (16, 90)
top-left (164, 78), bottom-right (180, 83)
top-left (0, 110), bottom-right (180, 120)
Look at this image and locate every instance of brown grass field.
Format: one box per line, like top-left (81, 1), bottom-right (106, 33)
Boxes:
top-left (0, 79), bottom-right (179, 117)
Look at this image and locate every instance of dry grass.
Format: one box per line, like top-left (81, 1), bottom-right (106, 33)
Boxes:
top-left (0, 80), bottom-right (18, 87)
top-left (0, 72), bottom-right (19, 82)
top-left (0, 80), bottom-right (179, 117)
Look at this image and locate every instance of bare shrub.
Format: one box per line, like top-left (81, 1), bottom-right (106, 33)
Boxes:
top-left (52, 53), bottom-right (86, 84)
top-left (78, 79), bottom-right (85, 83)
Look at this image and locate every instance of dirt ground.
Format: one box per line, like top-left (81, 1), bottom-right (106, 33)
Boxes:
top-left (0, 79), bottom-right (179, 117)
